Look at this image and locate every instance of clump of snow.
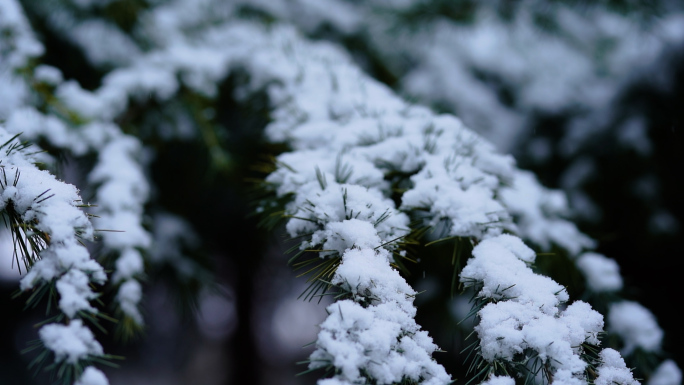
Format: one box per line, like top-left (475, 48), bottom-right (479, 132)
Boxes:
top-left (283, 182), bottom-right (409, 256)
top-left (477, 302), bottom-right (580, 371)
top-left (0, 0), bottom-right (44, 69)
top-left (648, 360), bottom-right (682, 385)
top-left (112, 249), bottom-right (144, 283)
top-left (39, 320), bottom-right (104, 364)
top-left (311, 297), bottom-right (450, 384)
top-left (75, 367), bottom-right (109, 385)
top-left (461, 235), bottom-right (568, 313)
top-left (462, 235), bottom-right (612, 383)
top-left (334, 247), bottom-right (414, 314)
top-left (34, 65), bottom-right (63, 85)
top-left (481, 375), bottom-right (515, 385)
top-left (117, 280), bottom-right (144, 325)
top-left (576, 253), bottom-right (623, 292)
top-left (608, 301), bottom-right (663, 355)
top-left (594, 348), bottom-right (639, 385)
top-left (56, 270), bottom-right (100, 318)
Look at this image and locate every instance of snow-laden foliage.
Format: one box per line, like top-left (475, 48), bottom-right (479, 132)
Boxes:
top-left (498, 170), bottom-right (595, 256)
top-left (1, 0), bottom-right (150, 327)
top-left (0, 126), bottom-right (108, 384)
top-left (462, 236), bottom-right (605, 384)
top-left (214, 0), bottom-right (684, 150)
top-left (1, 0), bottom-right (680, 384)
top-left (236, 14), bottom-right (642, 384)
top-left (273, 0), bottom-right (684, 233)
top-left (39, 320), bottom-right (104, 364)
top-left (595, 349), bottom-right (640, 385)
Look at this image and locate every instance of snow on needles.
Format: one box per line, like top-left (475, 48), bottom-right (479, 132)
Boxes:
top-left (461, 235), bottom-right (569, 314)
top-left (39, 320), bottom-right (104, 364)
top-left (595, 349), bottom-right (640, 385)
top-left (1, 0), bottom-right (151, 325)
top-left (461, 238), bottom-right (644, 385)
top-left (0, 127), bottom-right (107, 374)
top-left (2, 136), bottom-right (106, 316)
top-left (239, 16), bottom-right (637, 385)
top-left (2, 0), bottom-right (675, 383)
top-left (462, 236), bottom-right (609, 383)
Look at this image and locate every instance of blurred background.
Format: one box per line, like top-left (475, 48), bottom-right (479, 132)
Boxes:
top-left (1, 0), bottom-right (683, 384)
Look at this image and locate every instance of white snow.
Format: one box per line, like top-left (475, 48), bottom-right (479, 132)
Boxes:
top-left (481, 375), bottom-right (515, 385)
top-left (648, 360), bottom-right (682, 385)
top-left (500, 170), bottom-right (595, 256)
top-left (594, 348), bottom-right (639, 385)
top-left (576, 253), bottom-right (623, 292)
top-left (608, 301), bottom-right (663, 355)
top-left (33, 65), bottom-right (64, 85)
top-left (112, 249), bottom-right (144, 283)
top-left (117, 280), bottom-right (144, 325)
top-left (2, 1), bottom-right (674, 384)
top-left (0, 142), bottom-right (106, 319)
top-left (56, 270), bottom-right (99, 318)
top-left (462, 236), bottom-right (612, 383)
top-left (461, 235), bottom-right (569, 313)
top-left (75, 367), bottom-right (110, 385)
top-left (39, 320), bottom-right (104, 364)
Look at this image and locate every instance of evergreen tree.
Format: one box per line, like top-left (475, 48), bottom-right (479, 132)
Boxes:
top-left (0, 1), bottom-right (682, 384)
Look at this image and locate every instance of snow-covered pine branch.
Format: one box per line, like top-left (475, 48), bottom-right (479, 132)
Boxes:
top-left (1, 0), bottom-right (152, 328)
top-left (216, 11), bottom-right (660, 385)
top-left (216, 15), bottom-right (639, 384)
top-left (2, 0), bottom-right (681, 384)
top-left (0, 127), bottom-right (109, 385)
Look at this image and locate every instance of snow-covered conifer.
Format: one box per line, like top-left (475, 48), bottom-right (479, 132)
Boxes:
top-left (0, 1), bottom-right (680, 384)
